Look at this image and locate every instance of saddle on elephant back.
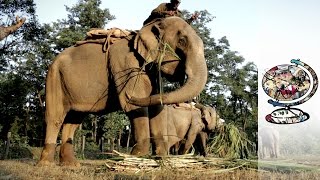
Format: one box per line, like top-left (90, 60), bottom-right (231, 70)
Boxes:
top-left (75, 28), bottom-right (137, 52)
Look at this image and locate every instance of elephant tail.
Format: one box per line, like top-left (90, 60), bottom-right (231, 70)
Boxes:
top-left (45, 59), bottom-right (69, 122)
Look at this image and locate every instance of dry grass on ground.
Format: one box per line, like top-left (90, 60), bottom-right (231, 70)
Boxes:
top-left (0, 158), bottom-right (258, 180)
top-left (1, 148), bottom-right (320, 180)
top-left (1, 155), bottom-right (320, 180)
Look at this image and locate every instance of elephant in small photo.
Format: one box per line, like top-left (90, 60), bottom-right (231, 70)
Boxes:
top-left (258, 127), bottom-right (280, 159)
top-left (38, 16), bottom-right (207, 166)
top-left (150, 103), bottom-right (223, 156)
top-left (0, 16), bottom-right (26, 41)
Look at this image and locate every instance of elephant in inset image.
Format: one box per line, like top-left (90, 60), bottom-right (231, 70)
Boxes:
top-left (38, 16), bottom-right (207, 166)
top-left (258, 127), bottom-right (280, 159)
top-left (149, 103), bottom-right (223, 156)
top-left (0, 16), bottom-right (26, 41)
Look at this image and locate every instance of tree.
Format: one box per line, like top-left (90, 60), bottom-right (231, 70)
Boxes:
top-left (0, 0), bottom-right (39, 72)
top-left (50, 0), bottom-right (115, 52)
top-left (0, 73), bottom-right (30, 142)
top-left (100, 111), bottom-right (129, 151)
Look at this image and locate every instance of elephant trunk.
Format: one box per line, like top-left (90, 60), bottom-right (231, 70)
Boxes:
top-left (128, 49), bottom-right (207, 106)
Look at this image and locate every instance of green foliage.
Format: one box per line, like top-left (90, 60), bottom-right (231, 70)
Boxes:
top-left (0, 73), bottom-right (30, 141)
top-left (65, 0), bottom-right (115, 29)
top-left (0, 145), bottom-right (33, 159)
top-left (9, 117), bottom-right (29, 146)
top-left (208, 123), bottom-right (253, 159)
top-left (0, 0), bottom-right (36, 16)
top-left (0, 0), bottom-right (40, 71)
top-left (50, 0), bottom-right (115, 51)
top-left (101, 111), bottom-right (129, 140)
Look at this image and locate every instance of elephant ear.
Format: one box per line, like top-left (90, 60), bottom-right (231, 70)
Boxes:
top-left (202, 108), bottom-right (211, 125)
top-left (203, 106), bottom-right (217, 131)
top-left (134, 21), bottom-right (163, 63)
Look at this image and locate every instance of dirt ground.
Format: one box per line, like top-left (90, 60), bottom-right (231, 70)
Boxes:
top-left (1, 156), bottom-right (320, 180)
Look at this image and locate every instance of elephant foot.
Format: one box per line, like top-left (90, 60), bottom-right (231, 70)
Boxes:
top-left (60, 160), bottom-right (80, 167)
top-left (37, 144), bottom-right (56, 166)
top-left (155, 145), bottom-right (168, 156)
top-left (59, 143), bottom-right (80, 167)
top-left (131, 142), bottom-right (150, 156)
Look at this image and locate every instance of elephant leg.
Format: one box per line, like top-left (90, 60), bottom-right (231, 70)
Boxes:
top-left (127, 108), bottom-right (151, 156)
top-left (59, 111), bottom-right (84, 166)
top-left (149, 106), bottom-right (169, 156)
top-left (180, 116), bottom-right (203, 155)
top-left (112, 67), bottom-right (153, 156)
top-left (169, 142), bottom-right (179, 155)
top-left (60, 123), bottom-right (80, 166)
top-left (198, 132), bottom-right (208, 156)
top-left (38, 108), bottom-right (66, 166)
top-left (274, 143), bottom-right (279, 158)
top-left (274, 134), bottom-right (280, 158)
top-left (181, 129), bottom-right (198, 155)
top-left (263, 147), bottom-right (267, 159)
top-left (38, 60), bottom-right (68, 166)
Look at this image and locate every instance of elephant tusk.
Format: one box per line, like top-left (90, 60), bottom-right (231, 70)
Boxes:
top-left (126, 91), bottom-right (148, 105)
top-left (125, 91), bottom-right (132, 101)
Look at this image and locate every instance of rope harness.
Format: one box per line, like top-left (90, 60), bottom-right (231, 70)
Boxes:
top-left (75, 27), bottom-right (181, 106)
top-left (75, 28), bottom-right (135, 52)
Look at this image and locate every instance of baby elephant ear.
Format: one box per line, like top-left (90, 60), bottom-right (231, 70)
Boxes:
top-left (202, 108), bottom-right (211, 125)
top-left (134, 21), bottom-right (163, 63)
top-left (204, 106), bottom-right (218, 130)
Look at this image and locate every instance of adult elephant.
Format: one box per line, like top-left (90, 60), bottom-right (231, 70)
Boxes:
top-left (258, 127), bottom-right (280, 159)
top-left (38, 16), bottom-right (207, 166)
top-left (150, 103), bottom-right (223, 156)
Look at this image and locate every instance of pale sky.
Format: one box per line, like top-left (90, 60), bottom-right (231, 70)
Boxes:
top-left (33, 0), bottom-right (320, 125)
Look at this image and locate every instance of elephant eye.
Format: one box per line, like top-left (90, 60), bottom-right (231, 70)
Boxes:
top-left (178, 37), bottom-right (187, 48)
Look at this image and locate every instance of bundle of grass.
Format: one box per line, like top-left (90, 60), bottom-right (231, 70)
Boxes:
top-left (208, 123), bottom-right (253, 159)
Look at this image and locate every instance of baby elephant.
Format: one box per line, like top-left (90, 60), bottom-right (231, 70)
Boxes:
top-left (150, 103), bottom-right (223, 156)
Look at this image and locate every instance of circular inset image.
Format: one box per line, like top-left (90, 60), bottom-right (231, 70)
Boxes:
top-left (262, 59), bottom-right (318, 108)
top-left (265, 108), bottom-right (309, 124)
top-left (262, 64), bottom-right (311, 102)
top-left (262, 59), bottom-right (318, 124)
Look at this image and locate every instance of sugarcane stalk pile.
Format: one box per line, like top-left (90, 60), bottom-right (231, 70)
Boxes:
top-left (103, 150), bottom-right (256, 173)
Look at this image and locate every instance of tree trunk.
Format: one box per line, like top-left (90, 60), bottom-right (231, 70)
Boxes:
top-left (117, 130), bottom-right (122, 151)
top-left (81, 136), bottom-right (86, 159)
top-left (100, 137), bottom-right (104, 152)
top-left (4, 132), bottom-right (11, 159)
top-left (75, 124), bottom-right (82, 152)
top-left (126, 128), bottom-right (131, 153)
top-left (94, 116), bottom-right (97, 142)
top-left (37, 89), bottom-right (45, 147)
top-left (110, 138), bottom-right (115, 151)
top-left (25, 102), bottom-right (30, 138)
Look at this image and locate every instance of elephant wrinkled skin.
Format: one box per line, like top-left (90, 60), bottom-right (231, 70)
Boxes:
top-left (38, 17), bottom-right (207, 166)
top-left (150, 103), bottom-right (222, 156)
